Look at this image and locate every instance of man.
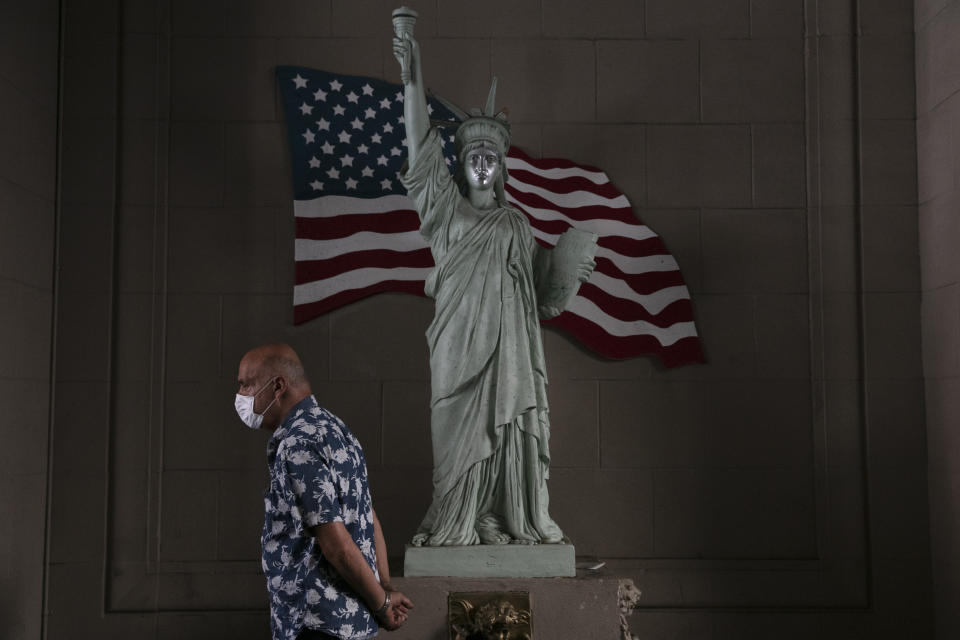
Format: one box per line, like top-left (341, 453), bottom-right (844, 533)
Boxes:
top-left (236, 343), bottom-right (412, 640)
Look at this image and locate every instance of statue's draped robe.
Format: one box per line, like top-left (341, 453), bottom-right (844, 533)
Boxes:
top-left (400, 129), bottom-right (564, 545)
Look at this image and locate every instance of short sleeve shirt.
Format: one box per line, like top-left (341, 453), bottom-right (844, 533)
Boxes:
top-left (262, 396), bottom-right (379, 640)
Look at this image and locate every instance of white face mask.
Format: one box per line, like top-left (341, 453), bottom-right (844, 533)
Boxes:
top-left (235, 377), bottom-right (277, 430)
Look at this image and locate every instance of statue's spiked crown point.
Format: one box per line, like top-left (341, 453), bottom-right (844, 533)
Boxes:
top-left (483, 77), bottom-right (498, 117)
top-left (437, 76), bottom-right (511, 159)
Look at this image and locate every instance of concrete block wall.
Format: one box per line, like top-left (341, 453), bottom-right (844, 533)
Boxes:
top-left (35, 0), bottom-right (932, 638)
top-left (916, 1), bottom-right (960, 638)
top-left (0, 1), bottom-right (59, 639)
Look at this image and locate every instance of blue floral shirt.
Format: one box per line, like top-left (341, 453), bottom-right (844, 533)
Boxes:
top-left (262, 395), bottom-right (379, 640)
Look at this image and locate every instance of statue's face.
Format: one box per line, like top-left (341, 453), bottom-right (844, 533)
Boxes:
top-left (464, 145), bottom-right (500, 191)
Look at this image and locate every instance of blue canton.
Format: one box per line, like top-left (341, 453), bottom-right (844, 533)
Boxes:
top-left (276, 65), bottom-right (460, 200)
top-left (262, 395), bottom-right (379, 640)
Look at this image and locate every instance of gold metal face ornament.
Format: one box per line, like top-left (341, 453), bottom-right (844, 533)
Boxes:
top-left (448, 591), bottom-right (532, 640)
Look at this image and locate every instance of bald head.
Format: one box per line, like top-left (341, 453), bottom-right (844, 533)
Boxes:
top-left (242, 343), bottom-right (308, 386)
top-left (236, 343), bottom-right (312, 430)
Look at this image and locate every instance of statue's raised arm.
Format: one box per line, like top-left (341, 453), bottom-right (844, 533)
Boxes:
top-left (391, 8), bottom-right (429, 164)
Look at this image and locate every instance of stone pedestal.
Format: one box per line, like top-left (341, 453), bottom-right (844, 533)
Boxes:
top-left (387, 574), bottom-right (621, 639)
top-left (403, 542), bottom-right (576, 578)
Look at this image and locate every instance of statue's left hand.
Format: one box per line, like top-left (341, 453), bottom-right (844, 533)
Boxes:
top-left (577, 257), bottom-right (597, 283)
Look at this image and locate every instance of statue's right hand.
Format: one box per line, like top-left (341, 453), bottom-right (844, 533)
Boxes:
top-left (392, 33), bottom-right (418, 84)
top-left (391, 36), bottom-right (407, 64)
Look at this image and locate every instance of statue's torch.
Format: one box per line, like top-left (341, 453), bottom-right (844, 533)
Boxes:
top-left (392, 6), bottom-right (418, 84)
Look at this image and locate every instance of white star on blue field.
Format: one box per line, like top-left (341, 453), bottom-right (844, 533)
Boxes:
top-left (278, 67), bottom-right (460, 200)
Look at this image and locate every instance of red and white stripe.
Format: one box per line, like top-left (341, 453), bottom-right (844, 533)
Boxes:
top-left (293, 147), bottom-right (703, 367)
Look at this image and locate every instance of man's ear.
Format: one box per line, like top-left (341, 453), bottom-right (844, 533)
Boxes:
top-left (274, 376), bottom-right (287, 396)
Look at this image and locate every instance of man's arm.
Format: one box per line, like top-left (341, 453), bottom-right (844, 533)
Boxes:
top-left (311, 521), bottom-right (412, 630)
top-left (371, 509), bottom-right (392, 590)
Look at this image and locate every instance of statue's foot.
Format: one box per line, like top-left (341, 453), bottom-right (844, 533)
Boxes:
top-left (509, 537), bottom-right (536, 545)
top-left (539, 522), bottom-right (565, 544)
top-left (411, 532), bottom-right (429, 547)
top-left (477, 526), bottom-right (511, 545)
top-left (476, 513), bottom-right (510, 545)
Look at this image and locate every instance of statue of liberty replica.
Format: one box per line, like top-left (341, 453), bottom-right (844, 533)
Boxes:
top-left (392, 8), bottom-right (597, 553)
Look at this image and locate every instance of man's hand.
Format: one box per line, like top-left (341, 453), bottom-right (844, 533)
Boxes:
top-left (376, 590), bottom-right (414, 631)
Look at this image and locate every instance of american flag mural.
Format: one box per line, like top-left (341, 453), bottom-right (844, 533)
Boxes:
top-left (277, 66), bottom-right (704, 368)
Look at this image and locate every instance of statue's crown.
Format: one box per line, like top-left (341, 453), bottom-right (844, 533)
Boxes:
top-left (455, 115), bottom-right (510, 157)
top-left (432, 78), bottom-right (511, 157)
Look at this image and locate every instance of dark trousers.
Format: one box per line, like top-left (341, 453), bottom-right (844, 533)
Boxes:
top-left (297, 629), bottom-right (339, 640)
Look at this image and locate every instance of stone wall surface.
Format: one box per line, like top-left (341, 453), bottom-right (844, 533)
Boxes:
top-left (0, 1), bottom-right (59, 639)
top-left (31, 0), bottom-right (931, 638)
top-left (916, 0), bottom-right (960, 638)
